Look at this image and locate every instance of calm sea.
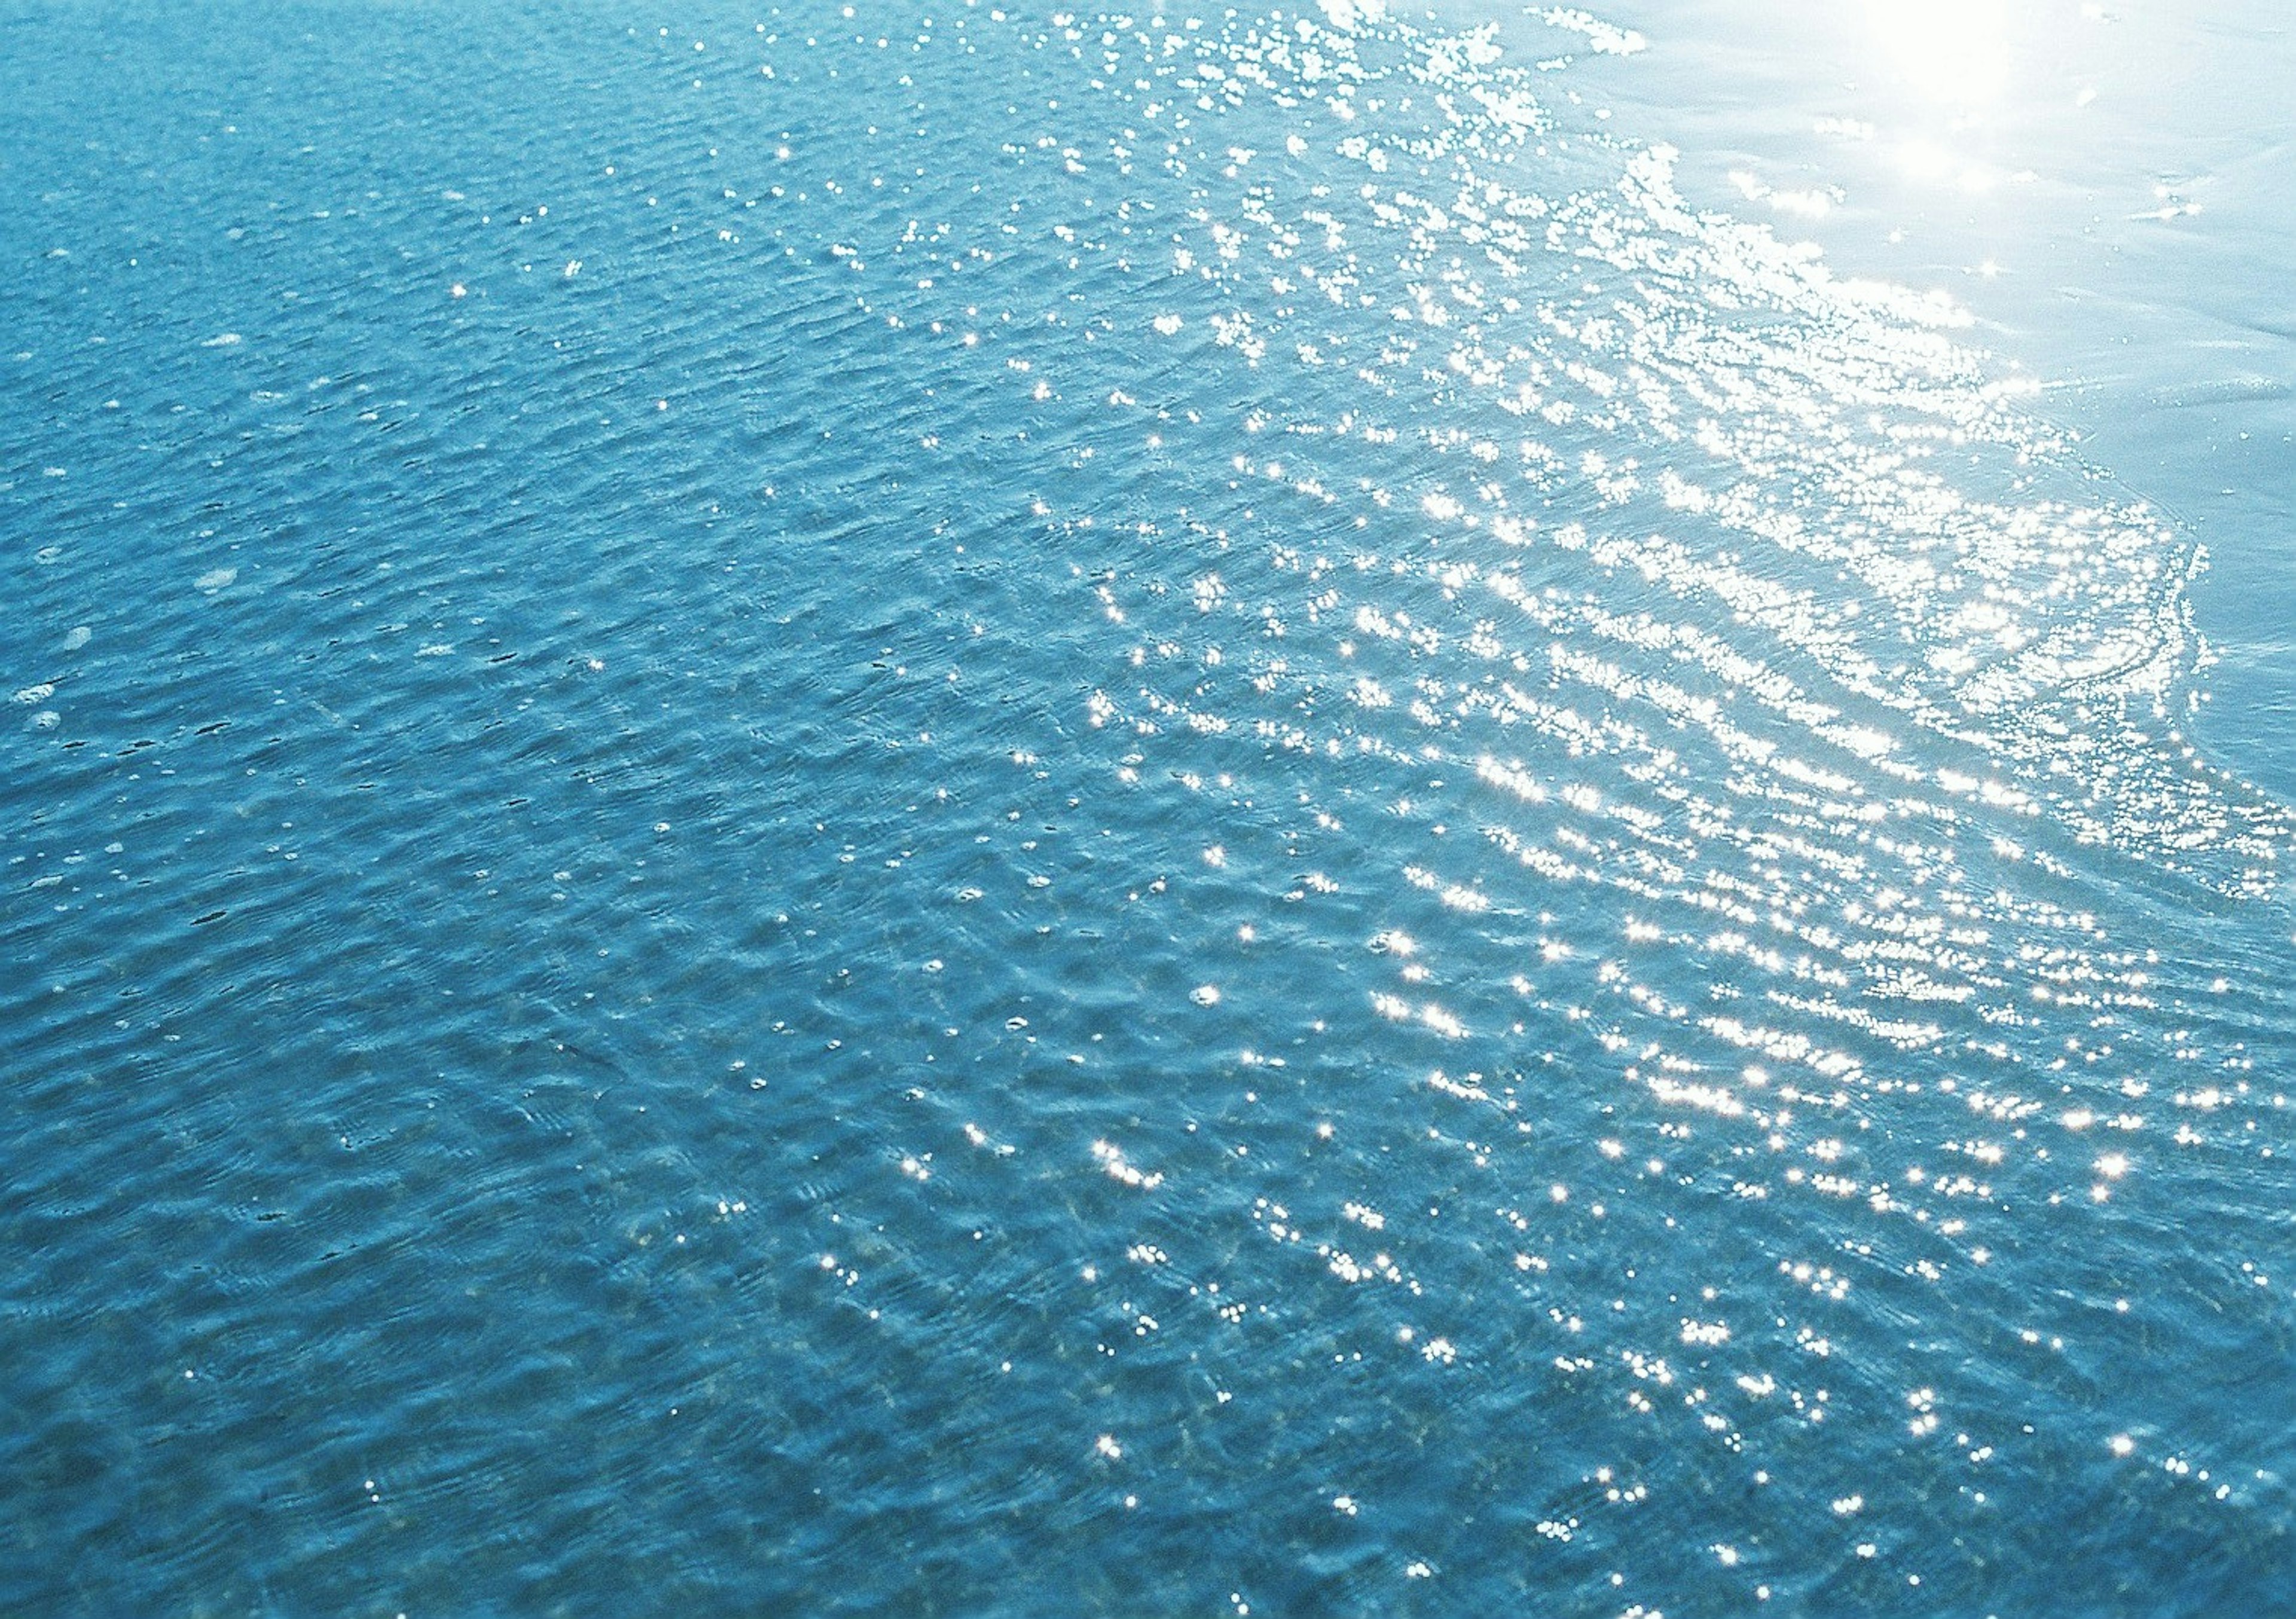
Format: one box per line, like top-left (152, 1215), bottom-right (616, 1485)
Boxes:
top-left (4, 1), bottom-right (2292, 1612)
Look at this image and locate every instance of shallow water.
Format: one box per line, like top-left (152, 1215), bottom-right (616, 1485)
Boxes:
top-left (3, 1), bottom-right (2293, 1613)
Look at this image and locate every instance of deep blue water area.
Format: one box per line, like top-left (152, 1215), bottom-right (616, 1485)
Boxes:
top-left (4, 2), bottom-right (2294, 1613)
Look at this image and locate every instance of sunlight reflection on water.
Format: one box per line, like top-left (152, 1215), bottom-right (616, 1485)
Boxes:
top-left (1, 0), bottom-right (2291, 1612)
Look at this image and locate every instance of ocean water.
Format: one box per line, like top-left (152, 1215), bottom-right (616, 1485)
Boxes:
top-left (3, 1), bottom-right (2294, 1612)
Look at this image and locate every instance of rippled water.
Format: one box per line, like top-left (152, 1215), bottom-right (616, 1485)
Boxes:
top-left (5, 1), bottom-right (2294, 1612)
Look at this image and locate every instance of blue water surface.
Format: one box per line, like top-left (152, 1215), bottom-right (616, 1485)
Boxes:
top-left (4, 1), bottom-right (2294, 1613)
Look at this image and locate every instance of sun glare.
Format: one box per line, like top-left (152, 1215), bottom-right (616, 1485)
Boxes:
top-left (1866, 0), bottom-right (2016, 105)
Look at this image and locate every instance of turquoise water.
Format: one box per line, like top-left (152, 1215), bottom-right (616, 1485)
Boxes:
top-left (4, 1), bottom-right (2293, 1612)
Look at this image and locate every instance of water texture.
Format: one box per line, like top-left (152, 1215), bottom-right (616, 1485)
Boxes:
top-left (3, 1), bottom-right (2293, 1613)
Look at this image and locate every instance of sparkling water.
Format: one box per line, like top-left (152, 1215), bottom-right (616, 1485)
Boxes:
top-left (4, 1), bottom-right (2292, 1612)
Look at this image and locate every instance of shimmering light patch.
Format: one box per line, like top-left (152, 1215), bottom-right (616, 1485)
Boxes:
top-left (1865, 0), bottom-right (2016, 105)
